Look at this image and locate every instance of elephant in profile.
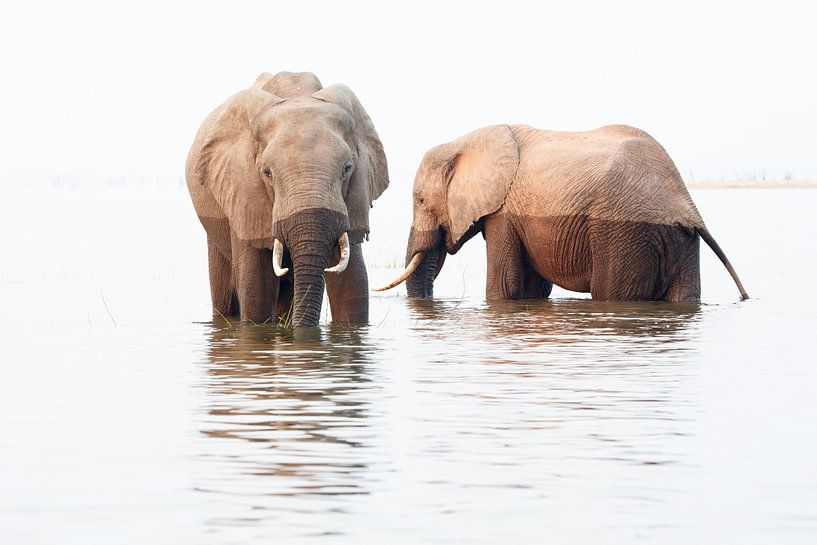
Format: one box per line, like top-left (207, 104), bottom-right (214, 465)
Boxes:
top-left (186, 72), bottom-right (388, 327)
top-left (377, 124), bottom-right (747, 302)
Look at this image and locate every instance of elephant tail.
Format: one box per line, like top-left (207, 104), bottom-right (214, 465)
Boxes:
top-left (696, 227), bottom-right (750, 300)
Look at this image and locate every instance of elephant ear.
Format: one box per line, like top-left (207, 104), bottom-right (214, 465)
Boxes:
top-left (443, 125), bottom-right (519, 244)
top-left (312, 84), bottom-right (389, 243)
top-left (188, 87), bottom-right (285, 244)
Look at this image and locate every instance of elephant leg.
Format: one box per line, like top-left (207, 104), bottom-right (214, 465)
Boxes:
top-left (589, 220), bottom-right (661, 300)
top-left (207, 239), bottom-right (238, 317)
top-left (589, 220), bottom-right (698, 301)
top-left (275, 277), bottom-right (294, 324)
top-left (521, 257), bottom-right (553, 299)
top-left (484, 214), bottom-right (543, 300)
top-left (230, 232), bottom-right (278, 323)
top-left (665, 233), bottom-right (701, 302)
top-left (325, 241), bottom-right (369, 324)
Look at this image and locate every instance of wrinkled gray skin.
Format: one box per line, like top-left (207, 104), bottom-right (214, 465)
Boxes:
top-left (396, 124), bottom-right (747, 302)
top-left (186, 72), bottom-right (388, 327)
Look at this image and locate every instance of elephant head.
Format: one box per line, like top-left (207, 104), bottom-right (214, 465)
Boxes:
top-left (376, 125), bottom-right (518, 297)
top-left (188, 72), bottom-right (388, 326)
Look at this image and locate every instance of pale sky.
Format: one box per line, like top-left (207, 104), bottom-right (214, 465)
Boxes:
top-left (2, 0), bottom-right (815, 191)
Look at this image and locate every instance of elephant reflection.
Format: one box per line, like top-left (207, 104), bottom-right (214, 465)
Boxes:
top-left (196, 321), bottom-right (375, 497)
top-left (485, 299), bottom-right (701, 340)
top-left (404, 297), bottom-right (701, 342)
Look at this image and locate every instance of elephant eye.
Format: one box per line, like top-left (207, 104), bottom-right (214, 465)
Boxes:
top-left (343, 162), bottom-right (353, 176)
top-left (263, 168), bottom-right (272, 178)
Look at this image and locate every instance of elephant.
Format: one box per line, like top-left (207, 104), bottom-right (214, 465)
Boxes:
top-left (186, 71), bottom-right (388, 328)
top-left (377, 124), bottom-right (747, 302)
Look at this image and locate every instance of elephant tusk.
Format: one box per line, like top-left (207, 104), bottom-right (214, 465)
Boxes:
top-left (372, 252), bottom-right (425, 292)
top-left (273, 238), bottom-right (290, 277)
top-left (325, 232), bottom-right (351, 274)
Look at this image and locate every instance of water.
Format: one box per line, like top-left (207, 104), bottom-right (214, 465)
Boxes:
top-left (1, 183), bottom-right (816, 544)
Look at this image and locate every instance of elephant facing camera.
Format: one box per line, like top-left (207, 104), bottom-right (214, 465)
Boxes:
top-left (187, 71), bottom-right (389, 328)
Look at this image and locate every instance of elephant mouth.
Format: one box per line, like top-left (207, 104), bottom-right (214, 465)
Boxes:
top-left (271, 208), bottom-right (350, 327)
top-left (273, 232), bottom-right (350, 277)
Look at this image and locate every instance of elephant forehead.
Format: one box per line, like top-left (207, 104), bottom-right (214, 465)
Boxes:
top-left (413, 161), bottom-right (448, 198)
top-left (266, 99), bottom-right (353, 130)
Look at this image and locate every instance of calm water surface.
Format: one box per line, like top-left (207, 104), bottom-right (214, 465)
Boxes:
top-left (1, 185), bottom-right (815, 543)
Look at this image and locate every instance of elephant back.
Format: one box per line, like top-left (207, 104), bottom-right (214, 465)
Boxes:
top-left (508, 125), bottom-right (705, 230)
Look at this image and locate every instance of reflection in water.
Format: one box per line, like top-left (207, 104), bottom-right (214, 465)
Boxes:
top-left (406, 297), bottom-right (701, 347)
top-left (6, 188), bottom-right (815, 543)
top-left (194, 321), bottom-right (379, 531)
top-left (191, 298), bottom-right (708, 540)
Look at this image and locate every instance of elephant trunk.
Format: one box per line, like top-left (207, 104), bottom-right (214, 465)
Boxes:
top-left (276, 208), bottom-right (348, 327)
top-left (405, 228), bottom-right (446, 298)
top-left (291, 258), bottom-right (327, 327)
top-left (406, 249), bottom-right (445, 298)
top-left (373, 227), bottom-right (445, 297)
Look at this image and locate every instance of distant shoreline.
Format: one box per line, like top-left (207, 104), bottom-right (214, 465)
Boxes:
top-left (6, 178), bottom-right (817, 190)
top-left (686, 180), bottom-right (817, 189)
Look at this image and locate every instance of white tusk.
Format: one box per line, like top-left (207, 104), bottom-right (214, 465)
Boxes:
top-left (325, 232), bottom-right (350, 274)
top-left (273, 238), bottom-right (289, 277)
top-left (372, 252), bottom-right (425, 292)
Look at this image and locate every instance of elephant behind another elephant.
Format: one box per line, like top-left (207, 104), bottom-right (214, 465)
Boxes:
top-left (378, 123), bottom-right (747, 303)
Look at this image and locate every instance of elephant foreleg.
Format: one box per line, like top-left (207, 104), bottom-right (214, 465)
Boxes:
top-left (484, 214), bottom-right (551, 300)
top-left (208, 239), bottom-right (238, 317)
top-left (325, 241), bottom-right (369, 324)
top-left (275, 277), bottom-right (294, 324)
top-left (230, 233), bottom-right (278, 323)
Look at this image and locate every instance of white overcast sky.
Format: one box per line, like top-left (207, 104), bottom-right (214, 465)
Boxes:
top-left (2, 0), bottom-right (815, 188)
